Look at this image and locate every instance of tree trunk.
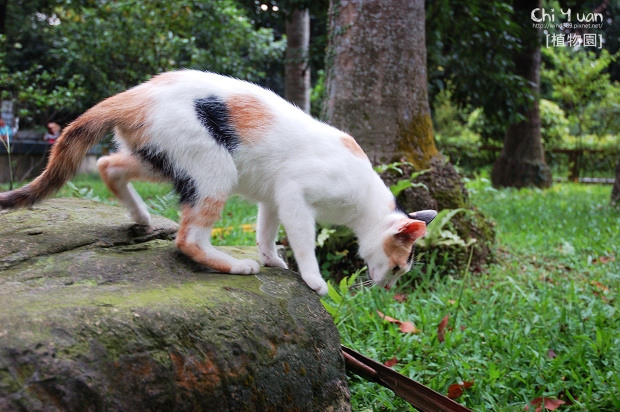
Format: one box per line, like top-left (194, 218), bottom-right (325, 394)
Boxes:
top-left (285, 8), bottom-right (311, 113)
top-left (491, 0), bottom-right (552, 188)
top-left (322, 0), bottom-right (439, 168)
top-left (612, 159), bottom-right (620, 205)
top-left (0, 0), bottom-right (7, 34)
top-left (320, 0), bottom-right (495, 277)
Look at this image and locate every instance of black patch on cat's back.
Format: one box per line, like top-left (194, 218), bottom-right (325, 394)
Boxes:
top-left (135, 147), bottom-right (198, 205)
top-left (194, 96), bottom-right (240, 153)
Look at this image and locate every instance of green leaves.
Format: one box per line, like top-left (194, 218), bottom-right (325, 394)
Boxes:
top-left (542, 47), bottom-right (620, 139)
top-left (3, 0), bottom-right (285, 125)
top-left (415, 208), bottom-right (476, 249)
top-left (321, 269), bottom-right (361, 319)
top-left (66, 181), bottom-right (101, 202)
top-left (374, 162), bottom-right (429, 197)
top-left (427, 0), bottom-right (530, 139)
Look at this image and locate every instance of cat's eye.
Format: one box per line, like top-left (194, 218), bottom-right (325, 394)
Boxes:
top-left (392, 265), bottom-right (401, 275)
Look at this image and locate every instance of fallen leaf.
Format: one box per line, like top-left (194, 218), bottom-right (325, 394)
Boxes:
top-left (438, 314), bottom-right (450, 343)
top-left (447, 381), bottom-right (474, 399)
top-left (543, 398), bottom-right (566, 410)
top-left (447, 383), bottom-right (463, 399)
top-left (527, 397), bottom-right (566, 411)
top-left (399, 321), bottom-right (420, 334)
top-left (383, 357), bottom-right (398, 367)
top-left (377, 311), bottom-right (420, 334)
top-left (393, 293), bottom-right (408, 302)
top-left (377, 311), bottom-right (399, 323)
top-left (547, 349), bottom-right (557, 359)
top-left (592, 255), bottom-right (615, 265)
top-left (591, 281), bottom-right (609, 293)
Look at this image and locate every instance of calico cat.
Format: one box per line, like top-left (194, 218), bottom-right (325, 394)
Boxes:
top-left (0, 70), bottom-right (436, 295)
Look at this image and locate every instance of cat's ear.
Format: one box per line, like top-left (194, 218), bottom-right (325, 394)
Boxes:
top-left (409, 210), bottom-right (437, 226)
top-left (395, 219), bottom-right (427, 243)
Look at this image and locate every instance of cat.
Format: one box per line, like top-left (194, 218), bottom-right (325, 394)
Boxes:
top-left (0, 70), bottom-right (436, 295)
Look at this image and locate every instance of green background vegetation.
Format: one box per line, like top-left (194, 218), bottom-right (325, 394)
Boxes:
top-left (1, 0), bottom-right (618, 410)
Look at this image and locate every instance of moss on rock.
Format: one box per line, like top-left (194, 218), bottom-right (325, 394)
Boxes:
top-left (0, 199), bottom-right (350, 411)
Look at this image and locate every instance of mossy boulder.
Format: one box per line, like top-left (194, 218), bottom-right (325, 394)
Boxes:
top-left (0, 198), bottom-right (350, 411)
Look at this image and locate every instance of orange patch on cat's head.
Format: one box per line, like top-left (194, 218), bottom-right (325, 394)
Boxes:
top-left (227, 95), bottom-right (274, 144)
top-left (382, 219), bottom-right (426, 270)
top-left (340, 134), bottom-right (369, 161)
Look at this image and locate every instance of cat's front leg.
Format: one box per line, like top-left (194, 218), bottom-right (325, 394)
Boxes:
top-left (257, 202), bottom-right (288, 269)
top-left (277, 200), bottom-right (328, 295)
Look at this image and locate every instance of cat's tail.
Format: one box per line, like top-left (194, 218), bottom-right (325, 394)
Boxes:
top-left (0, 89), bottom-right (143, 209)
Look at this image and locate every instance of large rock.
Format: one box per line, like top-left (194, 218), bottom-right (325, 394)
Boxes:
top-left (0, 198), bottom-right (350, 411)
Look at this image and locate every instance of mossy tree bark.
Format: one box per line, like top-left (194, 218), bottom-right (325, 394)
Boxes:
top-left (491, 0), bottom-right (552, 189)
top-left (322, 0), bottom-right (439, 168)
top-left (285, 7), bottom-right (311, 113)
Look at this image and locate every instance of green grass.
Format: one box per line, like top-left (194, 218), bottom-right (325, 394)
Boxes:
top-left (1, 173), bottom-right (258, 246)
top-left (2, 174), bottom-right (618, 410)
top-left (324, 178), bottom-right (619, 411)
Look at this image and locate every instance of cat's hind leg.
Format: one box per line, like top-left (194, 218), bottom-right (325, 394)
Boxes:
top-left (176, 197), bottom-right (260, 274)
top-left (97, 151), bottom-right (159, 226)
top-left (257, 202), bottom-right (287, 269)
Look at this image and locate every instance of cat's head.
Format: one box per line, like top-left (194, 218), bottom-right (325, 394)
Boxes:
top-left (362, 210), bottom-right (436, 288)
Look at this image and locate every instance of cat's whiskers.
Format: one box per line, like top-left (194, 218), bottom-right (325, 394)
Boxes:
top-left (351, 279), bottom-right (375, 290)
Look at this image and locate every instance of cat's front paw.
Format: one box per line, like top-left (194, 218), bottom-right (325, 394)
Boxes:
top-left (230, 259), bottom-right (260, 275)
top-left (260, 254), bottom-right (288, 269)
top-left (303, 276), bottom-right (328, 296)
top-left (312, 280), bottom-right (329, 296)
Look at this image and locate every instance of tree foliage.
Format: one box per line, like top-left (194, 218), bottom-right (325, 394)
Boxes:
top-left (240, 0), bottom-right (329, 109)
top-left (1, 0), bottom-right (285, 126)
top-left (426, 0), bottom-right (531, 141)
top-left (427, 0), bottom-right (619, 144)
top-left (542, 47), bottom-right (619, 138)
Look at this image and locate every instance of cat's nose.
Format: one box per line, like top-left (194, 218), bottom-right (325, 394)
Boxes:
top-left (410, 210), bottom-right (437, 225)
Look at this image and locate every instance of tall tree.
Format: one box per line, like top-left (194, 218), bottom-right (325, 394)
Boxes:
top-left (284, 7), bottom-right (311, 112)
top-left (322, 0), bottom-right (495, 273)
top-left (323, 0), bottom-right (439, 168)
top-left (491, 0), bottom-right (552, 188)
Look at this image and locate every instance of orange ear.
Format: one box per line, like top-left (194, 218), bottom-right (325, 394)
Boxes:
top-left (395, 219), bottom-right (426, 243)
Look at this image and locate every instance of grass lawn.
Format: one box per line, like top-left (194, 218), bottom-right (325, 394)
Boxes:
top-left (2, 174), bottom-right (618, 410)
top-left (324, 178), bottom-right (619, 411)
top-left (52, 173), bottom-right (259, 246)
